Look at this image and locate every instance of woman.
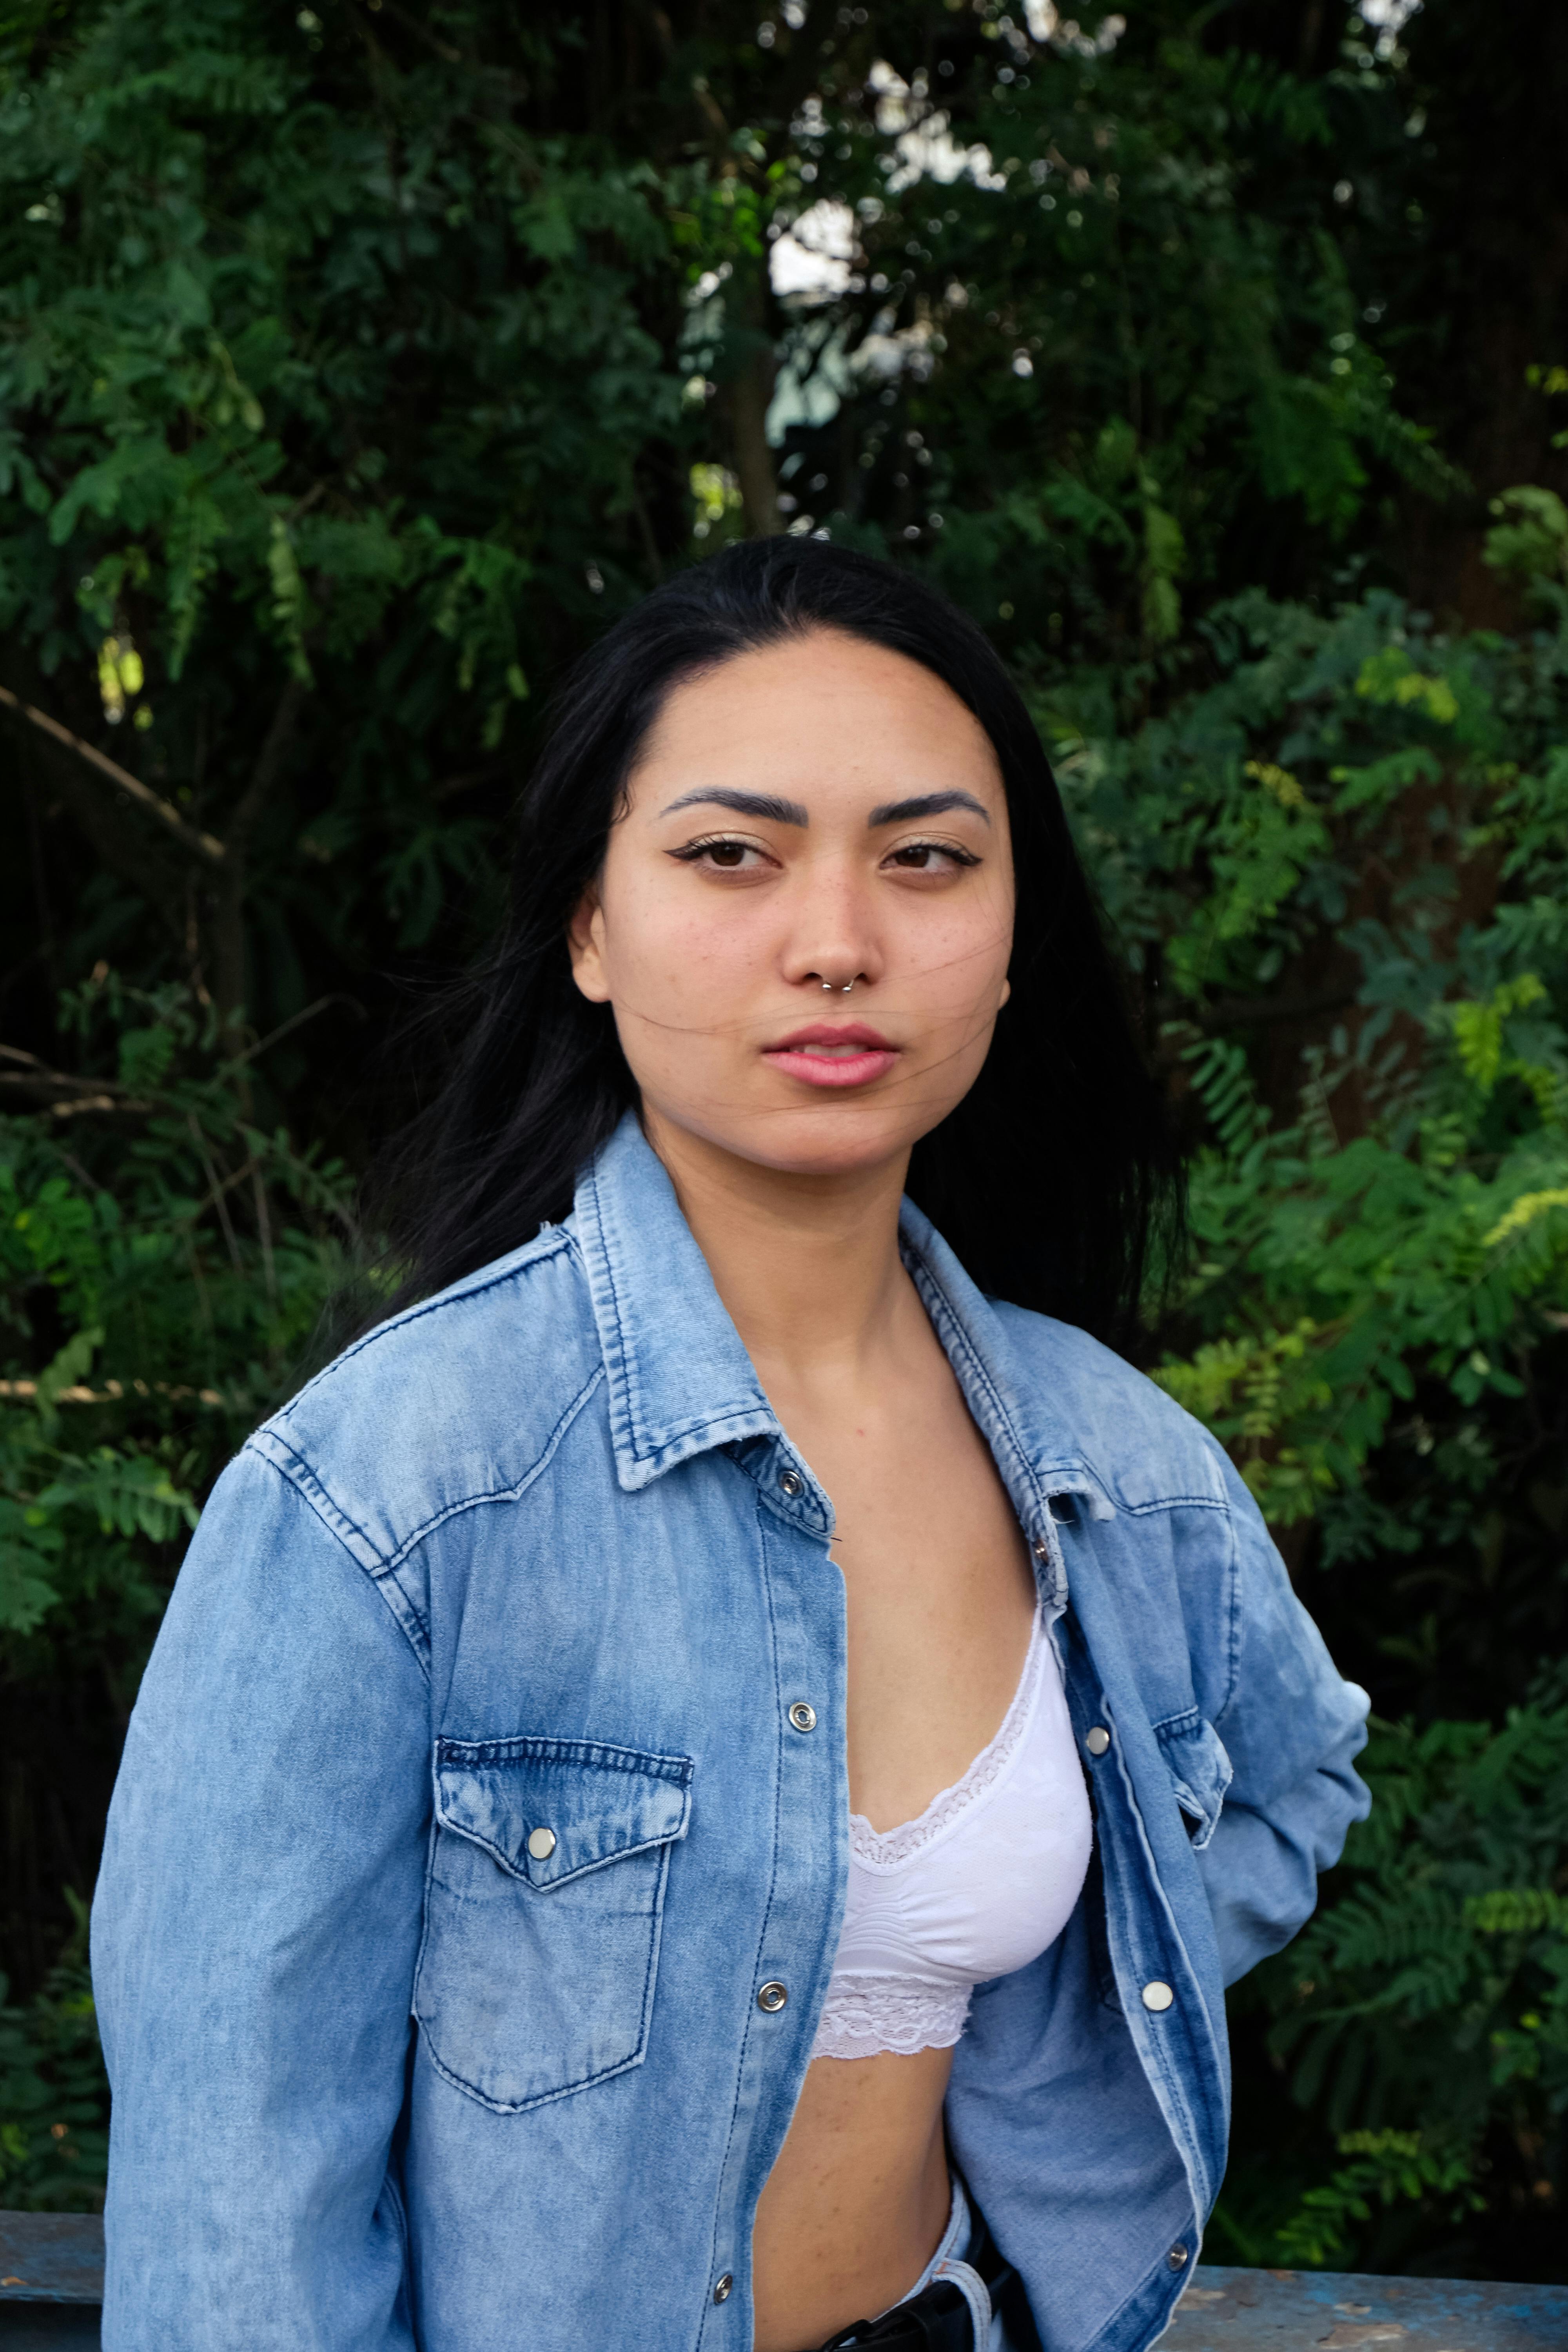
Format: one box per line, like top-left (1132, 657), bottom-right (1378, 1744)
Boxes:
top-left (93, 539), bottom-right (1369, 2352)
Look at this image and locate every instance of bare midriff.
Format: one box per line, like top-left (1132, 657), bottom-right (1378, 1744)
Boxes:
top-left (750, 2044), bottom-right (955, 2352)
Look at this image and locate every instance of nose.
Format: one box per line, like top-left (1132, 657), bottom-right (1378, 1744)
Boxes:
top-left (783, 867), bottom-right (882, 998)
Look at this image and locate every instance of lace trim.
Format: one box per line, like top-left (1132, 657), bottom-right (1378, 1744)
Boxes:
top-left (811, 1976), bottom-right (972, 2061)
top-left (849, 1608), bottom-right (1044, 1871)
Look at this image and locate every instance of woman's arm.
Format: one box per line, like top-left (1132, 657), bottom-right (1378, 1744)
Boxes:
top-left (1198, 1453), bottom-right (1372, 1988)
top-left (92, 1446), bottom-right (431, 2350)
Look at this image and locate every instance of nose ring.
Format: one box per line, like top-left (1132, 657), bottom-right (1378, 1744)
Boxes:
top-left (820, 978), bottom-right (855, 994)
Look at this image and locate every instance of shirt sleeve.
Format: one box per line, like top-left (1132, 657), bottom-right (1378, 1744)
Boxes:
top-left (1197, 1452), bottom-right (1372, 1987)
top-left (92, 1444), bottom-right (430, 2350)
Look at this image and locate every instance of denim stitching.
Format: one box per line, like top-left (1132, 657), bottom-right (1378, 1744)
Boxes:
top-left (437, 1734), bottom-right (693, 1783)
top-left (243, 1441), bottom-right (432, 1678)
top-left (906, 1223), bottom-right (1232, 1524)
top-left (252, 1361), bottom-right (603, 1585)
top-left (1074, 2227), bottom-right (1199, 2352)
top-left (1100, 1727), bottom-right (1223, 2212)
top-left (436, 1814), bottom-right (691, 1890)
top-left (1151, 1706), bottom-right (1202, 1738)
top-left (434, 1748), bottom-right (691, 1889)
top-left (1222, 1497), bottom-right (1243, 1723)
top-left (902, 1248), bottom-right (1066, 1555)
top-left (697, 1483), bottom-right (790, 2351)
top-left (1116, 1492), bottom-right (1228, 1516)
top-left (578, 1161), bottom-right (776, 1479)
top-left (412, 1830), bottom-right (674, 2116)
top-left (247, 1431), bottom-right (386, 1568)
top-left (377, 1367), bottom-right (605, 1577)
top-left (575, 1161), bottom-right (652, 1473)
top-left (268, 1224), bottom-right (575, 1427)
top-left (1152, 1714), bottom-right (1232, 1852)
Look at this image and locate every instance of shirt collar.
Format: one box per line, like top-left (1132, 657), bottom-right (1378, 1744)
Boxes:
top-left (569, 1112), bottom-right (779, 1491)
top-left (570, 1111), bottom-right (1115, 1532)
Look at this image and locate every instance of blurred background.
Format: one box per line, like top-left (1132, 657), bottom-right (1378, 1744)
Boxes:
top-left (0, 0), bottom-right (1565, 2281)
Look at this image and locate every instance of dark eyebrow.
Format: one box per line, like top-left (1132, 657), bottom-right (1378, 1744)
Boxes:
top-left (867, 790), bottom-right (991, 828)
top-left (659, 788), bottom-right (809, 826)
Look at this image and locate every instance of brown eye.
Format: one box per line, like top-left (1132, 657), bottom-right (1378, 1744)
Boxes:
top-left (886, 840), bottom-right (980, 871)
top-left (708, 841), bottom-right (747, 868)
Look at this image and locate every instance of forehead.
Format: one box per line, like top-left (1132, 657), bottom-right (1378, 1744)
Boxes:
top-left (627, 629), bottom-right (1005, 812)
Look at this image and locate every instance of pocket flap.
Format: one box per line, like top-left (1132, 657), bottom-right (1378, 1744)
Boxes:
top-left (434, 1735), bottom-right (693, 1889)
top-left (1154, 1713), bottom-right (1232, 1851)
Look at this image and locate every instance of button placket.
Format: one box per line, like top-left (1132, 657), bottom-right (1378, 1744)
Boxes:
top-left (702, 1476), bottom-right (841, 2346)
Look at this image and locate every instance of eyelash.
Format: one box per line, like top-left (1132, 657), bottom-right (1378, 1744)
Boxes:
top-left (669, 833), bottom-right (982, 873)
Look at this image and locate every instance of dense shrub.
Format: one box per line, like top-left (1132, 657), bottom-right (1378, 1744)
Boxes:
top-left (1, 0), bottom-right (1563, 2276)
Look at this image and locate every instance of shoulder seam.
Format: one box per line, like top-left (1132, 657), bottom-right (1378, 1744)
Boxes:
top-left (241, 1440), bottom-right (433, 1683)
top-left (378, 1364), bottom-right (606, 1576)
top-left (269, 1223), bottom-right (578, 1431)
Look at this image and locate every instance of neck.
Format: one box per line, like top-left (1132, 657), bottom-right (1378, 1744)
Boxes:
top-left (640, 1105), bottom-right (913, 1387)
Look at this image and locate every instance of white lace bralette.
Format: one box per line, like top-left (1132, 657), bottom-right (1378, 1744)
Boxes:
top-left (810, 1608), bottom-right (1093, 2062)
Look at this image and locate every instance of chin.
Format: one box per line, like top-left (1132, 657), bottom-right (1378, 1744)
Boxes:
top-left (684, 1100), bottom-right (938, 1183)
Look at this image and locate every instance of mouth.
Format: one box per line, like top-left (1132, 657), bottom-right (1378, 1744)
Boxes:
top-left (761, 1022), bottom-right (901, 1091)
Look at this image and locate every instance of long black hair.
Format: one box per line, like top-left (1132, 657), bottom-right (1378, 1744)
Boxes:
top-left (369, 537), bottom-right (1182, 1351)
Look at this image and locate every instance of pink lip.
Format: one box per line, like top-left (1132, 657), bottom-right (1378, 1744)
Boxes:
top-left (762, 1022), bottom-right (901, 1090)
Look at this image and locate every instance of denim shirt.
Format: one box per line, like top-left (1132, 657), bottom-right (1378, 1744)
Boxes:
top-left (92, 1113), bottom-right (1370, 2352)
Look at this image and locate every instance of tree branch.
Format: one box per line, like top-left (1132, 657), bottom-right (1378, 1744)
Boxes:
top-left (0, 685), bottom-right (225, 867)
top-left (0, 1045), bottom-right (151, 1118)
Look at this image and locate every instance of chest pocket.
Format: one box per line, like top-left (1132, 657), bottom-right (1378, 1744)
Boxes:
top-left (1154, 1712), bottom-right (1232, 1851)
top-left (414, 1734), bottom-right (693, 2115)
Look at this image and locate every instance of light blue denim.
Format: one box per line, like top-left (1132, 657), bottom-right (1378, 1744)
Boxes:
top-left (92, 1110), bottom-right (1370, 2352)
top-left (897, 2174), bottom-right (1011, 2348)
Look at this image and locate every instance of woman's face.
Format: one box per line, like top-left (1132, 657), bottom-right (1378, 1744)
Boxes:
top-left (568, 628), bottom-right (1015, 1181)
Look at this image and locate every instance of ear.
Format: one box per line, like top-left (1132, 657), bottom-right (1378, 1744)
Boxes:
top-left (566, 883), bottom-right (611, 1004)
top-left (998, 976), bottom-right (1012, 1011)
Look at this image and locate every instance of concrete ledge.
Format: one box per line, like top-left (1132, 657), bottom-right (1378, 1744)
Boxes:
top-left (1173, 2266), bottom-right (1568, 2352)
top-left (0, 2216), bottom-right (102, 2306)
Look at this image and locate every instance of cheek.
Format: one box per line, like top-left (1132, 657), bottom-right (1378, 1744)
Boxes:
top-left (907, 882), bottom-right (1014, 1005)
top-left (596, 871), bottom-right (763, 1020)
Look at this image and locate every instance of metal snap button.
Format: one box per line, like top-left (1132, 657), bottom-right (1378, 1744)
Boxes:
top-left (713, 2274), bottom-right (734, 2304)
top-left (1032, 1536), bottom-right (1049, 1559)
top-left (527, 1826), bottom-right (557, 1861)
top-left (1167, 2244), bottom-right (1189, 2271)
top-left (1142, 1980), bottom-right (1174, 2012)
top-left (757, 1980), bottom-right (788, 2013)
top-left (788, 1701), bottom-right (817, 1733)
top-left (779, 1469), bottom-right (804, 1497)
top-left (1085, 1725), bottom-right (1111, 1757)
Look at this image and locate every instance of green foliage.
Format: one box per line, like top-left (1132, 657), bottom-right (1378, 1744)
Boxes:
top-left (1040, 584), bottom-right (1568, 1536)
top-left (1038, 510), bottom-right (1568, 2267)
top-left (0, 0), bottom-right (1564, 2275)
top-left (1212, 1687), bottom-right (1568, 2269)
top-left (1273, 2132), bottom-right (1485, 2274)
top-left (0, 975), bottom-right (352, 1640)
top-left (0, 1893), bottom-right (109, 2210)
